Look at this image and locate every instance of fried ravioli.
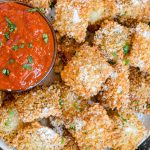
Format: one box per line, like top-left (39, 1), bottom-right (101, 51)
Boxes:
top-left (129, 23), bottom-right (150, 73)
top-left (13, 84), bottom-right (62, 123)
top-left (61, 44), bottom-right (114, 99)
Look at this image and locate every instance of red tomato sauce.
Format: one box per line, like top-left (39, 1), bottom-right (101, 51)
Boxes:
top-left (0, 2), bottom-right (54, 90)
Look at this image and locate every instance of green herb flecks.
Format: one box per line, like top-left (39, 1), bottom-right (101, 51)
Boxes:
top-left (61, 137), bottom-right (65, 145)
top-left (5, 17), bottom-right (16, 33)
top-left (50, 2), bottom-right (54, 9)
top-left (22, 64), bottom-right (32, 70)
top-left (4, 32), bottom-right (10, 41)
top-left (27, 8), bottom-right (45, 14)
top-left (9, 58), bottom-right (15, 64)
top-left (112, 51), bottom-right (117, 58)
top-left (59, 99), bottom-right (64, 108)
top-left (69, 124), bottom-right (76, 130)
top-left (108, 59), bottom-right (116, 65)
top-left (43, 33), bottom-right (49, 44)
top-left (123, 43), bottom-right (130, 55)
top-left (2, 68), bottom-right (10, 76)
top-left (12, 45), bottom-right (19, 51)
top-left (124, 59), bottom-right (130, 65)
top-left (20, 43), bottom-right (25, 48)
top-left (73, 102), bottom-right (82, 112)
top-left (28, 43), bottom-right (33, 48)
top-left (0, 41), bottom-right (2, 47)
top-left (5, 109), bottom-right (15, 127)
top-left (27, 56), bottom-right (33, 64)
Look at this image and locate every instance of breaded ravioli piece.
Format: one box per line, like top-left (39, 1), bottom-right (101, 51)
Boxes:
top-left (98, 63), bottom-right (130, 110)
top-left (0, 101), bottom-right (22, 146)
top-left (129, 23), bottom-right (150, 73)
top-left (94, 20), bottom-right (130, 62)
top-left (129, 67), bottom-right (150, 114)
top-left (12, 122), bottom-right (65, 150)
top-left (65, 104), bottom-right (115, 149)
top-left (60, 86), bottom-right (92, 121)
top-left (54, 0), bottom-right (117, 42)
top-left (13, 84), bottom-right (62, 123)
top-left (116, 0), bottom-right (150, 24)
top-left (61, 44), bottom-right (114, 99)
top-left (110, 111), bottom-right (147, 150)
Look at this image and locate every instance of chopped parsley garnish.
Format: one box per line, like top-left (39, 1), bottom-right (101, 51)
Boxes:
top-left (123, 43), bottom-right (130, 55)
top-left (9, 59), bottom-right (15, 64)
top-left (5, 17), bottom-right (16, 33)
top-left (124, 59), bottom-right (130, 65)
top-left (27, 8), bottom-right (45, 14)
top-left (108, 59), bottom-right (116, 65)
top-left (112, 51), bottom-right (117, 58)
top-left (61, 137), bottom-right (65, 144)
top-left (5, 109), bottom-right (15, 127)
top-left (73, 102), bottom-right (82, 112)
top-left (27, 56), bottom-right (33, 64)
top-left (28, 43), bottom-right (33, 48)
top-left (50, 2), bottom-right (54, 9)
top-left (22, 64), bottom-right (32, 70)
top-left (43, 33), bottom-right (49, 44)
top-left (0, 41), bottom-right (2, 47)
top-left (12, 45), bottom-right (19, 51)
top-left (133, 100), bottom-right (139, 105)
top-left (2, 68), bottom-right (10, 76)
top-left (4, 32), bottom-right (10, 40)
top-left (20, 43), bottom-right (25, 48)
top-left (59, 99), bottom-right (64, 108)
top-left (69, 124), bottom-right (76, 130)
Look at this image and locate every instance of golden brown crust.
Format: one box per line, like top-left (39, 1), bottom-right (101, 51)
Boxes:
top-left (129, 67), bottom-right (150, 114)
top-left (61, 44), bottom-right (114, 99)
top-left (129, 23), bottom-right (150, 73)
top-left (13, 84), bottom-right (62, 123)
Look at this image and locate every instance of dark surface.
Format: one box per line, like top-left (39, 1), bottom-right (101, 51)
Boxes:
top-left (137, 136), bottom-right (150, 150)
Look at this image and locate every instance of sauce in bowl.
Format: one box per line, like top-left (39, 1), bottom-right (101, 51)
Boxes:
top-left (0, 2), bottom-right (55, 91)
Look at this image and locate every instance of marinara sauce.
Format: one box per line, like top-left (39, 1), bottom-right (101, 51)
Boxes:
top-left (0, 2), bottom-right (54, 90)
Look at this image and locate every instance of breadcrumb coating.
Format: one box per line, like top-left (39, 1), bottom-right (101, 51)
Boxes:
top-left (13, 85), bottom-right (62, 123)
top-left (116, 0), bottom-right (150, 24)
top-left (129, 67), bottom-right (150, 114)
top-left (60, 86), bottom-right (92, 121)
top-left (98, 63), bottom-right (130, 110)
top-left (12, 122), bottom-right (65, 150)
top-left (110, 111), bottom-right (147, 150)
top-left (61, 44), bottom-right (114, 99)
top-left (65, 104), bottom-right (115, 149)
top-left (94, 20), bottom-right (130, 62)
top-left (0, 101), bottom-right (22, 147)
top-left (54, 0), bottom-right (117, 43)
top-left (129, 23), bottom-right (150, 73)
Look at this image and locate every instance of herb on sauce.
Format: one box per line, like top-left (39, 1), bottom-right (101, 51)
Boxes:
top-left (0, 41), bottom-right (2, 47)
top-left (9, 59), bottom-right (15, 64)
top-left (27, 8), bottom-right (45, 14)
top-left (28, 43), bottom-right (33, 48)
top-left (2, 68), bottom-right (10, 76)
top-left (22, 64), bottom-right (32, 70)
top-left (43, 33), bottom-right (49, 44)
top-left (112, 51), bottom-right (117, 58)
top-left (27, 56), bottom-right (33, 64)
top-left (5, 17), bottom-right (16, 33)
top-left (4, 32), bottom-right (10, 40)
top-left (124, 59), bottom-right (130, 65)
top-left (73, 102), bottom-right (82, 112)
top-left (123, 43), bottom-right (130, 54)
top-left (69, 124), bottom-right (76, 130)
top-left (20, 43), bottom-right (25, 48)
top-left (59, 99), bottom-right (64, 108)
top-left (12, 45), bottom-right (19, 51)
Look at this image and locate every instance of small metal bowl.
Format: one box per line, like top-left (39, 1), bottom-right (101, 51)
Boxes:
top-left (0, 0), bottom-right (57, 92)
